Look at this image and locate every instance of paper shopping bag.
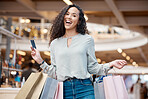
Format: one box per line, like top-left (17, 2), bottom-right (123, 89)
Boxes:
top-left (113, 75), bottom-right (128, 99)
top-left (40, 77), bottom-right (59, 99)
top-left (94, 82), bottom-right (106, 99)
top-left (54, 82), bottom-right (63, 99)
top-left (15, 72), bottom-right (48, 99)
top-left (103, 75), bottom-right (128, 99)
top-left (103, 76), bottom-right (118, 99)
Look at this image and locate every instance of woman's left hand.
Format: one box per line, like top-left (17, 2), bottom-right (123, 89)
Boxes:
top-left (109, 60), bottom-right (127, 69)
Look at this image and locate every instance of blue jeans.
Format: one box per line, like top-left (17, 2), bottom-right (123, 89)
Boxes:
top-left (63, 78), bottom-right (95, 99)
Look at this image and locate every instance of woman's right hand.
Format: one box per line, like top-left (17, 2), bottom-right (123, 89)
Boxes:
top-left (31, 47), bottom-right (43, 64)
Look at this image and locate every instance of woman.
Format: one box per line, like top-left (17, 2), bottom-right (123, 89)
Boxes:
top-left (31, 4), bottom-right (127, 99)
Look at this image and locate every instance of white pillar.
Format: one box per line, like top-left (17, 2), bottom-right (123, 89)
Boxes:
top-left (19, 17), bottom-right (22, 36)
top-left (41, 18), bottom-right (45, 39)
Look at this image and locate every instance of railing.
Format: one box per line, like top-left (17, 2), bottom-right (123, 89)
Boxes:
top-left (0, 27), bottom-right (21, 39)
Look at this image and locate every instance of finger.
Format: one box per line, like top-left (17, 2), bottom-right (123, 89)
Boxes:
top-left (30, 46), bottom-right (33, 50)
top-left (118, 64), bottom-right (124, 69)
top-left (120, 60), bottom-right (127, 65)
top-left (119, 61), bottom-right (124, 65)
top-left (121, 60), bottom-right (127, 65)
top-left (31, 51), bottom-right (36, 56)
top-left (30, 47), bottom-right (35, 51)
top-left (123, 60), bottom-right (127, 65)
top-left (31, 53), bottom-right (35, 56)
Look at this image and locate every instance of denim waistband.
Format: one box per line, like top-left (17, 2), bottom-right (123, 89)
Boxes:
top-left (64, 77), bottom-right (78, 81)
top-left (64, 77), bottom-right (92, 82)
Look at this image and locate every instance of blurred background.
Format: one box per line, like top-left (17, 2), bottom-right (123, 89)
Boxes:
top-left (0, 0), bottom-right (148, 99)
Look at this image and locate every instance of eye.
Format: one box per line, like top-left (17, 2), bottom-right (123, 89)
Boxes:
top-left (73, 15), bottom-right (76, 17)
top-left (66, 13), bottom-right (69, 15)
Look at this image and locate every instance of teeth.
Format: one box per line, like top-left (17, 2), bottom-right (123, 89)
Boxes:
top-left (66, 21), bottom-right (71, 24)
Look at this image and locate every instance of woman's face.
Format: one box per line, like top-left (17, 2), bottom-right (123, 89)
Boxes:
top-left (64, 7), bottom-right (80, 30)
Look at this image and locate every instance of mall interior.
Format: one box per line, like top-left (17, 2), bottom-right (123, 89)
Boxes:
top-left (0, 0), bottom-right (148, 99)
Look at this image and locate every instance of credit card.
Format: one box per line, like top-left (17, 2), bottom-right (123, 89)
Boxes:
top-left (30, 40), bottom-right (36, 49)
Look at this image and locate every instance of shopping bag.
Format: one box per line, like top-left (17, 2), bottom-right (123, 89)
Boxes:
top-left (94, 82), bottom-right (106, 99)
top-left (54, 82), bottom-right (63, 99)
top-left (103, 76), bottom-right (118, 99)
top-left (113, 75), bottom-right (128, 99)
top-left (103, 75), bottom-right (128, 99)
top-left (15, 72), bottom-right (48, 99)
top-left (94, 75), bottom-right (106, 99)
top-left (40, 77), bottom-right (59, 99)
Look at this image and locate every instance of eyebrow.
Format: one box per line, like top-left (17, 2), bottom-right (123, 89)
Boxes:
top-left (67, 12), bottom-right (79, 16)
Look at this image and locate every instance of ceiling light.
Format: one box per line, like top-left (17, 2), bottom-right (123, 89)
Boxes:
top-left (31, 59), bottom-right (35, 63)
top-left (126, 56), bottom-right (130, 60)
top-left (122, 52), bottom-right (126, 57)
top-left (21, 58), bottom-right (25, 62)
top-left (102, 61), bottom-right (106, 64)
top-left (43, 29), bottom-right (48, 33)
top-left (130, 59), bottom-right (133, 63)
top-left (63, 0), bottom-right (73, 5)
top-left (16, 27), bottom-right (19, 30)
top-left (132, 61), bottom-right (136, 65)
top-left (44, 51), bottom-right (50, 56)
top-left (20, 19), bottom-right (25, 23)
top-left (117, 48), bottom-right (122, 53)
top-left (11, 71), bottom-right (16, 75)
top-left (9, 54), bottom-right (13, 58)
top-left (27, 28), bottom-right (31, 32)
top-left (97, 58), bottom-right (101, 63)
top-left (17, 50), bottom-right (26, 56)
top-left (25, 19), bottom-right (30, 23)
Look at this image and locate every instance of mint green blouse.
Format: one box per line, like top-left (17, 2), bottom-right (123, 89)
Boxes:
top-left (40, 33), bottom-right (111, 81)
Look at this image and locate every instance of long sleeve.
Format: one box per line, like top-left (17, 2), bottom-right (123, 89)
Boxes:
top-left (87, 36), bottom-right (111, 75)
top-left (40, 41), bottom-right (56, 79)
top-left (39, 34), bottom-right (113, 81)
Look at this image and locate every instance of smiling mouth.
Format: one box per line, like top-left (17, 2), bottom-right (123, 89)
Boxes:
top-left (65, 21), bottom-right (72, 25)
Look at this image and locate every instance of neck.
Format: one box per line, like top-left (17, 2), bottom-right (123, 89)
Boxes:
top-left (64, 29), bottom-right (78, 37)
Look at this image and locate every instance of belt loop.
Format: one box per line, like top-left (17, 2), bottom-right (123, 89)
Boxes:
top-left (66, 77), bottom-right (77, 81)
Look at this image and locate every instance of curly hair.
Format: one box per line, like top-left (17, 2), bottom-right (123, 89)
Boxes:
top-left (49, 4), bottom-right (88, 45)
